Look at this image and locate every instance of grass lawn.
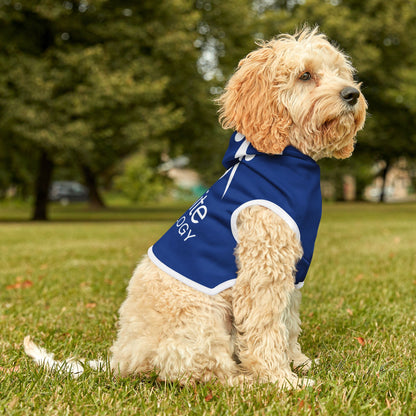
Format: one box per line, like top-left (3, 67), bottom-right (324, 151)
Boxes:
top-left (0, 202), bottom-right (415, 415)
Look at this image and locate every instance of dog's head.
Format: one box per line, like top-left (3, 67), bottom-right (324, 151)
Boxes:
top-left (218, 27), bottom-right (367, 160)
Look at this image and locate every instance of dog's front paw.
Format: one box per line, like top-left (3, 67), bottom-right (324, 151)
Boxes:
top-left (293, 355), bottom-right (319, 373)
top-left (298, 377), bottom-right (315, 388)
top-left (280, 374), bottom-right (315, 390)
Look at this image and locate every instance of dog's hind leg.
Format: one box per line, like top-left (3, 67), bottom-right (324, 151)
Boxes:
top-left (110, 258), bottom-right (241, 384)
top-left (149, 285), bottom-right (247, 385)
top-left (110, 259), bottom-right (170, 377)
top-left (232, 205), bottom-right (314, 388)
top-left (152, 297), bottom-right (241, 385)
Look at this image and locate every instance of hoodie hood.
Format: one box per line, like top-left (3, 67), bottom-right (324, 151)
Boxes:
top-left (222, 132), bottom-right (316, 170)
top-left (222, 132), bottom-right (260, 170)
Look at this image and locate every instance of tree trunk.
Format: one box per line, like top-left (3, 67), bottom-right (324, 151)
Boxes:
top-left (81, 164), bottom-right (106, 209)
top-left (379, 160), bottom-right (390, 203)
top-left (32, 150), bottom-right (54, 221)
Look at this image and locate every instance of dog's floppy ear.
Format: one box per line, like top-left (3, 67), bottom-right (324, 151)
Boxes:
top-left (218, 45), bottom-right (291, 154)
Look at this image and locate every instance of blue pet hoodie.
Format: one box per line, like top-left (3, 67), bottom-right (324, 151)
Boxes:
top-left (148, 132), bottom-right (322, 295)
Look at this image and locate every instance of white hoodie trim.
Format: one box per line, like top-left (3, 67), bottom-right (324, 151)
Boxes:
top-left (148, 246), bottom-right (236, 295)
top-left (230, 199), bottom-right (301, 242)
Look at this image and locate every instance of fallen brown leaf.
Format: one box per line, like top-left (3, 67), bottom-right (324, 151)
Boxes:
top-left (85, 303), bottom-right (97, 309)
top-left (355, 337), bottom-right (366, 346)
top-left (346, 308), bottom-right (353, 316)
top-left (6, 280), bottom-right (33, 290)
top-left (6, 283), bottom-right (18, 290)
top-left (204, 390), bottom-right (213, 402)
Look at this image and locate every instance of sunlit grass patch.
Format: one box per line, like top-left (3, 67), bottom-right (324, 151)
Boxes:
top-left (1, 202), bottom-right (415, 415)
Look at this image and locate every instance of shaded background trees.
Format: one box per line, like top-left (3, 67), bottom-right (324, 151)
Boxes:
top-left (0, 0), bottom-right (203, 218)
top-left (0, 0), bottom-right (415, 219)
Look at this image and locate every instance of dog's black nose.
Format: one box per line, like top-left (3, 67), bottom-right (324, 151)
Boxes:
top-left (340, 87), bottom-right (360, 106)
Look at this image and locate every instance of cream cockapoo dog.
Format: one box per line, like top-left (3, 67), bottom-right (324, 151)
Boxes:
top-left (25, 27), bottom-right (366, 388)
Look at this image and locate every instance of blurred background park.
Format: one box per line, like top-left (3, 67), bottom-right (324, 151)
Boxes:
top-left (1, 3), bottom-right (416, 413)
top-left (0, 0), bottom-right (416, 220)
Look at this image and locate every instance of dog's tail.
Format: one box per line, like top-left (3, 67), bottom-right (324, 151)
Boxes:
top-left (23, 336), bottom-right (106, 378)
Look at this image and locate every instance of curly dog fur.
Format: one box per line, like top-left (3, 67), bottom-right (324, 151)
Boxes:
top-left (25, 27), bottom-right (366, 388)
top-left (109, 27), bottom-right (366, 388)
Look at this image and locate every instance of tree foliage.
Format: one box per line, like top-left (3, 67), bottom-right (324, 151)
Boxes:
top-left (114, 153), bottom-right (168, 203)
top-left (1, 0), bottom-right (415, 212)
top-left (0, 0), bottom-right (197, 217)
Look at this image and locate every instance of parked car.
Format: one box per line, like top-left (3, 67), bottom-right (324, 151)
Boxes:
top-left (49, 181), bottom-right (89, 205)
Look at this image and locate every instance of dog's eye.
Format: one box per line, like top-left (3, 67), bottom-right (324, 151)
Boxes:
top-left (299, 72), bottom-right (312, 81)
